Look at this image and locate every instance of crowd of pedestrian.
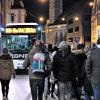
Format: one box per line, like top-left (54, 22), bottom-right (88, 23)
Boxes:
top-left (0, 38), bottom-right (100, 100)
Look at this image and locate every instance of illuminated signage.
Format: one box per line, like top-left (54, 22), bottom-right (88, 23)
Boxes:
top-left (5, 28), bottom-right (37, 34)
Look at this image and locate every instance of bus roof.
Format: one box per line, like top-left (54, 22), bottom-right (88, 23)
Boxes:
top-left (6, 23), bottom-right (38, 26)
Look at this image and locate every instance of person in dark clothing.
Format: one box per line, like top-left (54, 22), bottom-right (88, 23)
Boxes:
top-left (0, 48), bottom-right (15, 100)
top-left (52, 41), bottom-right (76, 100)
top-left (49, 46), bottom-right (59, 98)
top-left (85, 38), bottom-right (100, 100)
top-left (73, 44), bottom-right (94, 100)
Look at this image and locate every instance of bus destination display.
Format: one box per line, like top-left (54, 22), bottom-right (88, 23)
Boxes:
top-left (5, 27), bottom-right (37, 34)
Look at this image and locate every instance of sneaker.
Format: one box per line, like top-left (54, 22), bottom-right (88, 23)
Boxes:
top-left (3, 96), bottom-right (6, 100)
top-left (6, 97), bottom-right (8, 100)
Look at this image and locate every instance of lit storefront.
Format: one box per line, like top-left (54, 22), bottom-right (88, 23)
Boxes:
top-left (91, 0), bottom-right (100, 44)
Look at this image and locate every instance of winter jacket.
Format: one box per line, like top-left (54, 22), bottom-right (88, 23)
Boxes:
top-left (85, 46), bottom-right (100, 88)
top-left (73, 50), bottom-right (87, 80)
top-left (23, 46), bottom-right (52, 79)
top-left (52, 41), bottom-right (76, 82)
top-left (0, 54), bottom-right (15, 80)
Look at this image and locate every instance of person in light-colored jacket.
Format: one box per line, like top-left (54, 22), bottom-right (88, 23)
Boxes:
top-left (23, 40), bottom-right (52, 100)
top-left (0, 48), bottom-right (15, 100)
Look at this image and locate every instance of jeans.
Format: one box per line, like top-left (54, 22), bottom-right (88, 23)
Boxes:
top-left (84, 92), bottom-right (91, 100)
top-left (44, 77), bottom-right (49, 100)
top-left (0, 79), bottom-right (10, 97)
top-left (58, 81), bottom-right (73, 100)
top-left (93, 87), bottom-right (100, 100)
top-left (30, 78), bottom-right (45, 100)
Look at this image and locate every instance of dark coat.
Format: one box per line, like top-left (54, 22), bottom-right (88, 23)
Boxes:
top-left (52, 50), bottom-right (76, 82)
top-left (85, 46), bottom-right (100, 88)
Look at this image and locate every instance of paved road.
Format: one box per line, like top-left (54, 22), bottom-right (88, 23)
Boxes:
top-left (0, 75), bottom-right (55, 100)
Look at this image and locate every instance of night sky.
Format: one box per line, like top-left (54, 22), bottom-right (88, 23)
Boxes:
top-left (23, 0), bottom-right (82, 23)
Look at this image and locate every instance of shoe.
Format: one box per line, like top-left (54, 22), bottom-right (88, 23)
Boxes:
top-left (6, 97), bottom-right (8, 100)
top-left (3, 96), bottom-right (6, 100)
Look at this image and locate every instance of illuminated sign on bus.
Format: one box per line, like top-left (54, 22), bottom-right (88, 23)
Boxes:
top-left (5, 28), bottom-right (37, 34)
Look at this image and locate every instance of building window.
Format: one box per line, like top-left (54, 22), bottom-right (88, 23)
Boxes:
top-left (68, 38), bottom-right (73, 42)
top-left (75, 26), bottom-right (79, 32)
top-left (68, 28), bottom-right (73, 33)
top-left (97, 16), bottom-right (100, 25)
top-left (9, 13), bottom-right (14, 22)
top-left (68, 19), bottom-right (73, 25)
top-left (99, 4), bottom-right (100, 10)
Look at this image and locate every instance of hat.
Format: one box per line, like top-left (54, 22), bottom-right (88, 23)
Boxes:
top-left (58, 41), bottom-right (68, 49)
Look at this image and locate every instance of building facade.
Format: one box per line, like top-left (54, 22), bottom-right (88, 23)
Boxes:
top-left (0, 0), bottom-right (26, 25)
top-left (49, 0), bottom-right (62, 24)
top-left (45, 24), bottom-right (66, 45)
top-left (91, 0), bottom-right (100, 44)
top-left (46, 0), bottom-right (66, 45)
top-left (65, 1), bottom-right (92, 48)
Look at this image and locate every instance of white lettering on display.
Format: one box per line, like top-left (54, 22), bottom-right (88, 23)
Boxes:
top-left (11, 54), bottom-right (27, 59)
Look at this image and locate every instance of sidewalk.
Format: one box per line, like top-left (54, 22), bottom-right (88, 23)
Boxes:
top-left (0, 75), bottom-right (57, 100)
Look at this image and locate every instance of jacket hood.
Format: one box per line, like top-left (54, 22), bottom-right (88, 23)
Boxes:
top-left (58, 41), bottom-right (68, 49)
top-left (58, 41), bottom-right (70, 57)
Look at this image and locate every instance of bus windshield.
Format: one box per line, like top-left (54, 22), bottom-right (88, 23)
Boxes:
top-left (1, 23), bottom-right (43, 69)
top-left (2, 35), bottom-right (32, 53)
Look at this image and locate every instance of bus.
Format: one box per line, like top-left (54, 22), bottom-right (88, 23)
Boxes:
top-left (1, 23), bottom-right (43, 74)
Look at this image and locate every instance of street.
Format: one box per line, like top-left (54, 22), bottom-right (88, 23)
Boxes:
top-left (0, 75), bottom-right (55, 100)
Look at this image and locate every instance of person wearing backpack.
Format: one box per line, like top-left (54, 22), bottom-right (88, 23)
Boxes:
top-left (0, 48), bottom-right (15, 100)
top-left (23, 40), bottom-right (52, 100)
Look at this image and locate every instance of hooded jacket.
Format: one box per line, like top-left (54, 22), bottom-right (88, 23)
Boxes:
top-left (52, 41), bottom-right (76, 82)
top-left (72, 49), bottom-right (87, 80)
top-left (85, 45), bottom-right (100, 87)
top-left (0, 49), bottom-right (15, 80)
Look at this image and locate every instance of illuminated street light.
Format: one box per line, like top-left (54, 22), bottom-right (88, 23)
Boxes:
top-left (61, 17), bottom-right (65, 21)
top-left (38, 0), bottom-right (48, 3)
top-left (74, 16), bottom-right (79, 21)
top-left (89, 2), bottom-right (93, 6)
top-left (39, 16), bottom-right (44, 22)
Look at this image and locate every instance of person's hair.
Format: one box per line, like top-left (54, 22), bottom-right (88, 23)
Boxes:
top-left (53, 46), bottom-right (58, 51)
top-left (34, 40), bottom-right (43, 47)
top-left (48, 44), bottom-right (53, 52)
top-left (97, 38), bottom-right (100, 44)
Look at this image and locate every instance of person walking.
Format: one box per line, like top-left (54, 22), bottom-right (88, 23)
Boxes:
top-left (23, 40), bottom-right (52, 100)
top-left (0, 48), bottom-right (15, 100)
top-left (52, 41), bottom-right (76, 100)
top-left (85, 38), bottom-right (100, 100)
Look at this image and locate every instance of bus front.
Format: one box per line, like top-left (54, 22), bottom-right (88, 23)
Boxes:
top-left (2, 23), bottom-right (42, 74)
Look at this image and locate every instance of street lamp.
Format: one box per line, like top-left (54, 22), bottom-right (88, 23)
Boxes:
top-left (61, 17), bottom-right (65, 21)
top-left (74, 16), bottom-right (79, 21)
top-left (39, 16), bottom-right (44, 22)
top-left (38, 17), bottom-right (45, 41)
top-left (89, 2), bottom-right (93, 6)
top-left (38, 0), bottom-right (48, 4)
